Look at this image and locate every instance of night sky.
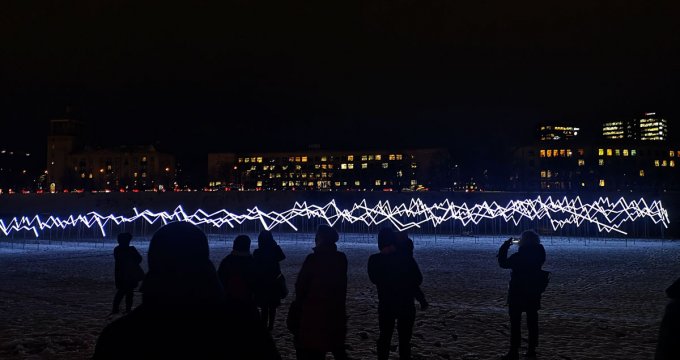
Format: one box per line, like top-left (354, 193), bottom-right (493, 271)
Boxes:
top-left (1, 1), bottom-right (679, 171)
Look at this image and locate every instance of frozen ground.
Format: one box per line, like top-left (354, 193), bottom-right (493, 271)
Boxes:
top-left (1, 233), bottom-right (680, 359)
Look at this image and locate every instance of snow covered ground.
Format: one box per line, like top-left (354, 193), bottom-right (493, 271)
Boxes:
top-left (1, 233), bottom-right (679, 359)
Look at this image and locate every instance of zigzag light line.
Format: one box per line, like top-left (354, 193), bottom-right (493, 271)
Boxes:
top-left (0, 197), bottom-right (670, 238)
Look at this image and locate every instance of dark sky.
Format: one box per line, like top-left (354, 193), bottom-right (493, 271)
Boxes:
top-left (1, 1), bottom-right (679, 165)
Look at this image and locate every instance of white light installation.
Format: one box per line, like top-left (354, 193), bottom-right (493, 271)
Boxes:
top-left (0, 197), bottom-right (669, 237)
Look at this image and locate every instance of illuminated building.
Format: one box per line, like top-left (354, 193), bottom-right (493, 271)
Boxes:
top-left (46, 118), bottom-right (175, 191)
top-left (602, 113), bottom-right (668, 141)
top-left (207, 148), bottom-right (451, 191)
top-left (513, 143), bottom-right (680, 191)
top-left (538, 125), bottom-right (580, 141)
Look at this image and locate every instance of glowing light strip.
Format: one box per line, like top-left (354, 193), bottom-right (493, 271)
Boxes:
top-left (0, 197), bottom-right (669, 237)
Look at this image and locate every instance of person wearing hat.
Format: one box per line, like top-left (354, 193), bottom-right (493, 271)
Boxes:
top-left (291, 225), bottom-right (348, 360)
top-left (93, 222), bottom-right (280, 359)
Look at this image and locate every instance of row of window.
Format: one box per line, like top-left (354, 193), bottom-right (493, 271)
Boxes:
top-left (237, 154), bottom-right (406, 164)
top-left (240, 163), bottom-right (406, 171)
top-left (253, 179), bottom-right (419, 188)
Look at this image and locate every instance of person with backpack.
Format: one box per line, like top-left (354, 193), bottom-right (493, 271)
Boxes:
top-left (253, 230), bottom-right (287, 331)
top-left (497, 229), bottom-right (547, 360)
top-left (110, 232), bottom-right (144, 315)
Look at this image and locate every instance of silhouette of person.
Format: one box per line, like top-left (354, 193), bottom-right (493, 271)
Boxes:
top-left (253, 230), bottom-right (287, 331)
top-left (656, 277), bottom-right (680, 359)
top-left (395, 232), bottom-right (429, 311)
top-left (93, 222), bottom-right (280, 359)
top-left (368, 228), bottom-right (423, 360)
top-left (110, 232), bottom-right (143, 315)
top-left (217, 235), bottom-right (257, 314)
top-left (293, 225), bottom-right (348, 360)
top-left (497, 230), bottom-right (546, 360)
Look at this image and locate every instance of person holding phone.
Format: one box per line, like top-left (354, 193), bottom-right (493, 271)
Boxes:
top-left (497, 230), bottom-right (546, 360)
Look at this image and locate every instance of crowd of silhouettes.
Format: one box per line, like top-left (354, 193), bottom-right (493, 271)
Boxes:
top-left (93, 222), bottom-right (680, 360)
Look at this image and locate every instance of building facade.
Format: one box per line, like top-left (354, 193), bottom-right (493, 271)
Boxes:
top-left (46, 118), bottom-right (175, 191)
top-left (602, 113), bottom-right (668, 141)
top-left (538, 125), bottom-right (580, 141)
top-left (512, 142), bottom-right (680, 191)
top-left (207, 148), bottom-right (451, 191)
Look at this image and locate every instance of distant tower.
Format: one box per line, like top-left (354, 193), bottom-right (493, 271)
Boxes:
top-left (46, 108), bottom-right (84, 190)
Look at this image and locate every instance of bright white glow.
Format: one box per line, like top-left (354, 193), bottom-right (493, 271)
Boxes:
top-left (0, 197), bottom-right (669, 238)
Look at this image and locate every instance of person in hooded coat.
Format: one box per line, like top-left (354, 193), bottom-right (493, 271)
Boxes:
top-left (293, 225), bottom-right (348, 360)
top-left (656, 277), bottom-right (680, 359)
top-left (93, 222), bottom-right (280, 360)
top-left (253, 230), bottom-right (287, 331)
top-left (218, 235), bottom-right (258, 316)
top-left (497, 229), bottom-right (547, 360)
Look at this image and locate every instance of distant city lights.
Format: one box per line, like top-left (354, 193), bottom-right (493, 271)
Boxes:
top-left (0, 197), bottom-right (669, 237)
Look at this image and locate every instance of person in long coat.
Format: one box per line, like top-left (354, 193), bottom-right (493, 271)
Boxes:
top-left (253, 230), bottom-right (287, 330)
top-left (293, 225), bottom-right (348, 360)
top-left (110, 232), bottom-right (143, 315)
top-left (497, 229), bottom-right (547, 360)
top-left (93, 222), bottom-right (281, 360)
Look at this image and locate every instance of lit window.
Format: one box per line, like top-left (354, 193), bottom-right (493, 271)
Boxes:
top-left (578, 159), bottom-right (585, 166)
top-left (341, 163), bottom-right (347, 169)
top-left (655, 160), bottom-right (660, 167)
top-left (411, 163), bottom-right (417, 169)
top-left (368, 155), bottom-right (374, 161)
top-left (308, 182), bottom-right (314, 186)
top-left (282, 181), bottom-right (287, 187)
top-left (251, 157), bottom-right (256, 163)
top-left (301, 173), bottom-right (307, 178)
top-left (396, 170), bottom-right (403, 178)
top-left (606, 149), bottom-right (612, 156)
top-left (295, 157), bottom-right (301, 162)
top-left (671, 160), bottom-right (676, 167)
top-left (662, 160), bottom-right (667, 167)
top-left (382, 163), bottom-right (389, 169)
top-left (245, 158), bottom-right (250, 163)
top-left (375, 180), bottom-right (381, 186)
top-left (631, 150), bottom-right (637, 156)
top-left (546, 170), bottom-right (552, 178)
top-left (134, 172), bottom-right (138, 177)
top-left (321, 164), bottom-right (327, 169)
top-left (578, 149), bottom-right (585, 156)
top-left (546, 150), bottom-right (552, 157)
top-left (540, 171), bottom-right (546, 178)
top-left (142, 156), bottom-right (147, 162)
top-left (640, 170), bottom-right (645, 177)
top-left (389, 154), bottom-right (396, 161)
top-left (301, 156), bottom-right (307, 162)
top-left (375, 155), bottom-right (382, 161)
top-left (264, 165), bottom-right (270, 170)
top-left (623, 149), bottom-right (629, 156)
top-left (539, 150), bottom-right (546, 158)
top-left (238, 158), bottom-right (243, 163)
top-left (361, 155), bottom-right (368, 161)
top-left (295, 165), bottom-right (302, 170)
top-left (257, 157), bottom-right (263, 163)
top-left (347, 155), bottom-right (354, 161)
top-left (615, 149), bottom-right (620, 156)
top-left (599, 159), bottom-right (604, 166)
top-left (354, 180), bottom-right (360, 186)
top-left (566, 150), bottom-right (572, 157)
top-left (559, 149), bottom-right (565, 157)
top-left (599, 179), bottom-right (605, 187)
top-left (256, 181), bottom-right (263, 187)
top-left (396, 154), bottom-right (403, 160)
top-left (361, 163), bottom-right (368, 169)
top-left (671, 151), bottom-right (675, 157)
top-left (314, 164), bottom-right (320, 169)
top-left (142, 172), bottom-right (146, 178)
top-left (348, 163), bottom-right (354, 169)
top-left (410, 180), bottom-right (417, 185)
top-left (335, 181), bottom-right (341, 186)
top-left (598, 149), bottom-right (604, 156)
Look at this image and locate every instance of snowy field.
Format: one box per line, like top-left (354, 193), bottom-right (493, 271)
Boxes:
top-left (1, 233), bottom-right (680, 359)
